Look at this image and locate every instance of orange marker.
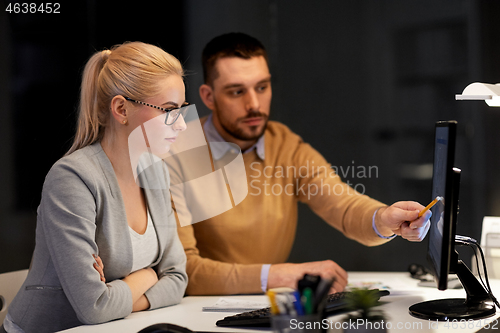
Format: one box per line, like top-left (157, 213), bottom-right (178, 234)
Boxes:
top-left (267, 290), bottom-right (280, 315)
top-left (418, 196), bottom-right (443, 218)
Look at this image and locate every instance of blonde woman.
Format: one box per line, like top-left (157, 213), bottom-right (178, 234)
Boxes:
top-left (2, 42), bottom-right (189, 333)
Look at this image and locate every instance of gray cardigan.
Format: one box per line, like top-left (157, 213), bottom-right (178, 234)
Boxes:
top-left (7, 143), bottom-right (188, 333)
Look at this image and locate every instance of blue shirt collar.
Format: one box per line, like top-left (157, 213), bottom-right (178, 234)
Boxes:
top-left (204, 114), bottom-right (265, 160)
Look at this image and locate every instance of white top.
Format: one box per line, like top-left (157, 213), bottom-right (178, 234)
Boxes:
top-left (129, 210), bottom-right (159, 273)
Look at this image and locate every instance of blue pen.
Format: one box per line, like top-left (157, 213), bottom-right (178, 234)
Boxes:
top-left (292, 291), bottom-right (305, 315)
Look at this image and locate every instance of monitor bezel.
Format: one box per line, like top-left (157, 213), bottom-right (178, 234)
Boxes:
top-left (427, 120), bottom-right (457, 291)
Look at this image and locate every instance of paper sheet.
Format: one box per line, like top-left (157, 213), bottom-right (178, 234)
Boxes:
top-left (202, 297), bottom-right (270, 312)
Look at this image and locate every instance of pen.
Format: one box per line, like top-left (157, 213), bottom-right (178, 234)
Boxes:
top-left (418, 196), bottom-right (443, 218)
top-left (282, 293), bottom-right (297, 315)
top-left (267, 290), bottom-right (280, 315)
top-left (302, 287), bottom-right (314, 315)
top-left (298, 274), bottom-right (320, 294)
top-left (291, 291), bottom-right (305, 315)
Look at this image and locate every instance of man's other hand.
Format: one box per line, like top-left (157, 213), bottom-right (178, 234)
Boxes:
top-left (267, 260), bottom-right (347, 294)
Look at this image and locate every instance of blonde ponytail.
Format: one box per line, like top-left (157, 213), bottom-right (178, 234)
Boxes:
top-left (66, 42), bottom-right (183, 155)
top-left (67, 50), bottom-right (111, 155)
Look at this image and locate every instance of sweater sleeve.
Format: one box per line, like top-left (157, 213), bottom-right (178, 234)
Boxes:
top-left (40, 159), bottom-right (133, 325)
top-left (291, 140), bottom-right (389, 246)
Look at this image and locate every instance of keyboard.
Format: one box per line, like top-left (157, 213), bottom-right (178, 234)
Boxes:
top-left (216, 289), bottom-right (390, 327)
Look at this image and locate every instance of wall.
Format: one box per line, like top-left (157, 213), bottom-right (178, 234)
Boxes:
top-left (183, 0), bottom-right (500, 271)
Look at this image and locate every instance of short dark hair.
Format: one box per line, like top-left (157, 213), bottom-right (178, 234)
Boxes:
top-left (202, 32), bottom-right (269, 85)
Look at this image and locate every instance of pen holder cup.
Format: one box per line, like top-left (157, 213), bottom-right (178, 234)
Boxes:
top-left (271, 314), bottom-right (325, 333)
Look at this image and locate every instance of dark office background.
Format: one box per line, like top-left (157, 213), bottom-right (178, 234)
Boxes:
top-left (1, 0), bottom-right (500, 275)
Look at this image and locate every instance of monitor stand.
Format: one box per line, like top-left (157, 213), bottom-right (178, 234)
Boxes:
top-left (409, 260), bottom-right (496, 321)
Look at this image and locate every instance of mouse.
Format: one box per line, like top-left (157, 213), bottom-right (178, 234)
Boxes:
top-left (137, 323), bottom-right (194, 333)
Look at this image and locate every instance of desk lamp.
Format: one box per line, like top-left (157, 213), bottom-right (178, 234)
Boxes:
top-left (456, 82), bottom-right (500, 107)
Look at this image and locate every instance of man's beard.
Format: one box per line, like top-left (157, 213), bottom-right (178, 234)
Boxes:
top-left (215, 102), bottom-right (269, 141)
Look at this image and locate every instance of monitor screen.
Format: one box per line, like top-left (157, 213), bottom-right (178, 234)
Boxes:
top-left (427, 121), bottom-right (457, 290)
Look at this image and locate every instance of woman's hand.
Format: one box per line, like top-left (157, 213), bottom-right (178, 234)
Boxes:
top-left (123, 267), bottom-right (158, 311)
top-left (93, 255), bottom-right (157, 312)
top-left (93, 254), bottom-right (106, 283)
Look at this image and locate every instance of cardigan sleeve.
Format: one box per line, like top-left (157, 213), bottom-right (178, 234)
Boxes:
top-left (39, 158), bottom-right (133, 325)
top-left (144, 209), bottom-right (188, 308)
top-left (144, 163), bottom-right (188, 308)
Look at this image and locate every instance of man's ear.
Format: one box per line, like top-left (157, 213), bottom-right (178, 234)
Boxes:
top-left (110, 95), bottom-right (128, 124)
top-left (199, 84), bottom-right (216, 111)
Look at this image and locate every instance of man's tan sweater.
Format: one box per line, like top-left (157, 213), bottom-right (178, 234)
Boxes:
top-left (175, 119), bottom-right (388, 295)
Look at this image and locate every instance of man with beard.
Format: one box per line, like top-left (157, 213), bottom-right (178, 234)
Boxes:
top-left (176, 33), bottom-right (430, 295)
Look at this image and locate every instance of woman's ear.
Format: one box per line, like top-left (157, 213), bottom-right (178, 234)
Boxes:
top-left (110, 95), bottom-right (128, 124)
top-left (199, 84), bottom-right (216, 111)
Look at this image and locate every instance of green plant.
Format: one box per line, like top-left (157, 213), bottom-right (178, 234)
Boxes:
top-left (345, 288), bottom-right (386, 321)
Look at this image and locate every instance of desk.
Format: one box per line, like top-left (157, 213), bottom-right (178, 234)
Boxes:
top-left (59, 272), bottom-right (500, 333)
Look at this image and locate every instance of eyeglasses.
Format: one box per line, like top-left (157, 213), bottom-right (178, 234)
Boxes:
top-left (124, 96), bottom-right (190, 125)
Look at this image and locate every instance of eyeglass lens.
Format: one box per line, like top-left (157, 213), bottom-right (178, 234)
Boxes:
top-left (166, 105), bottom-right (189, 125)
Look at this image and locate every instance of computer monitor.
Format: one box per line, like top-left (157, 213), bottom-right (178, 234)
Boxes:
top-left (427, 121), bottom-right (459, 291)
top-left (409, 120), bottom-right (495, 321)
